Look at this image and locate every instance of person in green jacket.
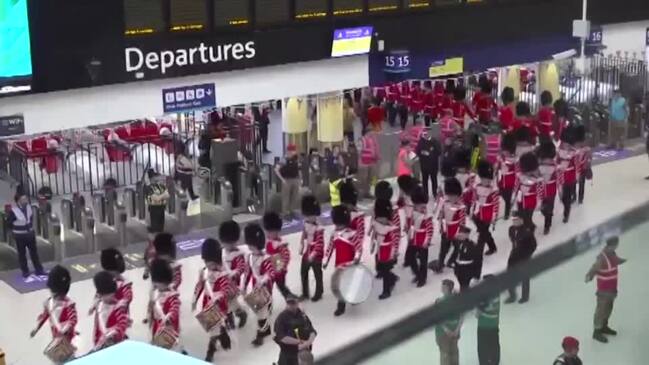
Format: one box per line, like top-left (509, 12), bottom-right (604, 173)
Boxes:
top-left (435, 279), bottom-right (463, 365)
top-left (476, 274), bottom-right (500, 365)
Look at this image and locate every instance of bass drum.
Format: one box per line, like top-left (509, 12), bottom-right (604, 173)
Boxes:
top-left (331, 264), bottom-right (374, 304)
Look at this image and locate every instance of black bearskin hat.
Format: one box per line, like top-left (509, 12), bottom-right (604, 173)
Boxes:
top-left (540, 91), bottom-right (553, 106)
top-left (574, 125), bottom-right (586, 143)
top-left (519, 152), bottom-right (539, 173)
top-left (537, 140), bottom-right (556, 160)
top-left (301, 195), bottom-right (321, 217)
top-left (515, 126), bottom-right (532, 144)
top-left (47, 265), bottom-right (71, 296)
top-left (445, 79), bottom-right (456, 94)
top-left (477, 160), bottom-right (494, 180)
top-left (374, 199), bottom-right (393, 220)
top-left (410, 185), bottom-right (429, 205)
top-left (219, 220), bottom-right (241, 244)
top-left (454, 148), bottom-right (471, 170)
top-left (453, 85), bottom-right (467, 101)
top-left (153, 233), bottom-right (176, 259)
top-left (515, 102), bottom-right (531, 117)
top-left (150, 258), bottom-right (173, 285)
top-left (100, 248), bottom-right (126, 274)
top-left (501, 87), bottom-right (515, 105)
top-left (263, 211), bottom-right (283, 232)
top-left (339, 179), bottom-right (358, 206)
top-left (440, 158), bottom-right (457, 179)
top-left (397, 175), bottom-right (416, 195)
top-left (374, 180), bottom-right (393, 201)
top-left (93, 271), bottom-right (117, 296)
top-left (331, 205), bottom-right (351, 227)
top-left (444, 178), bottom-right (462, 197)
top-left (561, 125), bottom-right (576, 145)
top-left (502, 133), bottom-right (516, 154)
top-left (244, 223), bottom-right (266, 250)
top-left (201, 238), bottom-right (222, 263)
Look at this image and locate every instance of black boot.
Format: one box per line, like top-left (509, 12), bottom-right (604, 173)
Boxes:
top-left (252, 332), bottom-right (265, 347)
top-left (225, 312), bottom-right (235, 329)
top-left (601, 326), bottom-right (618, 336)
top-left (218, 331), bottom-right (232, 350)
top-left (593, 329), bottom-right (609, 343)
top-left (334, 301), bottom-right (346, 316)
top-left (205, 337), bottom-right (217, 362)
top-left (235, 309), bottom-right (248, 328)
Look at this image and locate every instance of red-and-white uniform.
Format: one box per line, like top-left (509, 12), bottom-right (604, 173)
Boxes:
top-left (437, 198), bottom-right (466, 240)
top-left (452, 100), bottom-right (475, 129)
top-left (170, 261), bottom-right (182, 292)
top-left (224, 248), bottom-right (247, 292)
top-left (265, 238), bottom-right (290, 279)
top-left (372, 221), bottom-right (399, 263)
top-left (596, 251), bottom-right (620, 293)
top-left (515, 144), bottom-right (536, 161)
top-left (537, 106), bottom-right (555, 138)
top-left (193, 268), bottom-right (231, 334)
top-left (471, 182), bottom-right (500, 224)
top-left (439, 115), bottom-right (458, 145)
top-left (576, 145), bottom-right (592, 180)
top-left (457, 172), bottom-right (477, 209)
top-left (539, 161), bottom-right (558, 200)
top-left (325, 228), bottom-right (362, 268)
top-left (151, 289), bottom-right (181, 345)
top-left (93, 300), bottom-right (129, 350)
top-left (514, 173), bottom-right (542, 210)
top-left (302, 221), bottom-right (325, 262)
top-left (410, 210), bottom-right (433, 248)
top-left (397, 195), bottom-right (413, 230)
top-left (476, 94), bottom-right (497, 123)
top-left (36, 297), bottom-right (78, 343)
top-left (557, 143), bottom-right (578, 186)
top-left (349, 209), bottom-right (366, 248)
top-left (244, 253), bottom-right (276, 294)
top-left (386, 83), bottom-right (400, 104)
top-left (496, 154), bottom-right (517, 191)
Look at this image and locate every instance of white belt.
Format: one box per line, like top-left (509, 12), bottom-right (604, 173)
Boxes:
top-left (457, 259), bottom-right (473, 265)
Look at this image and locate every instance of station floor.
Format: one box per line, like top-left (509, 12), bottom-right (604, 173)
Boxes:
top-left (1, 151), bottom-right (649, 364)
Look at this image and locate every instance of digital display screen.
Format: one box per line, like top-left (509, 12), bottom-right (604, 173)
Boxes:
top-left (331, 26), bottom-right (373, 57)
top-left (368, 0), bottom-right (399, 13)
top-left (214, 0), bottom-right (249, 26)
top-left (255, 0), bottom-right (290, 24)
top-left (0, 0), bottom-right (32, 93)
top-left (435, 0), bottom-right (463, 5)
top-left (406, 0), bottom-right (430, 9)
top-left (333, 0), bottom-right (363, 16)
top-left (124, 0), bottom-right (164, 35)
top-left (170, 0), bottom-right (208, 31)
top-left (295, 0), bottom-right (328, 19)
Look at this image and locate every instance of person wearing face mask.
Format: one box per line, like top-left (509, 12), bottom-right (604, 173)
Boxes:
top-left (8, 188), bottom-right (44, 278)
top-left (415, 129), bottom-right (441, 198)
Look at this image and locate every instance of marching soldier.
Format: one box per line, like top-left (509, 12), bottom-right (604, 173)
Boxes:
top-left (408, 185), bottom-right (433, 287)
top-left (557, 127), bottom-right (578, 223)
top-left (150, 259), bottom-right (183, 353)
top-left (448, 226), bottom-right (482, 291)
top-left (455, 149), bottom-right (476, 215)
top-left (538, 141), bottom-right (558, 235)
top-left (435, 178), bottom-right (466, 271)
top-left (91, 271), bottom-right (130, 351)
top-left (264, 212), bottom-right (295, 299)
top-left (371, 199), bottom-right (399, 299)
top-left (339, 179), bottom-right (366, 252)
top-left (89, 248), bottom-right (133, 325)
top-left (374, 181), bottom-right (402, 276)
top-left (471, 160), bottom-right (499, 256)
top-left (218, 220), bottom-right (248, 329)
top-left (299, 195), bottom-right (325, 302)
top-left (145, 233), bottom-right (181, 324)
top-left (397, 175), bottom-right (416, 268)
top-left (496, 134), bottom-right (517, 220)
top-left (574, 125), bottom-right (592, 205)
top-left (513, 152), bottom-right (541, 228)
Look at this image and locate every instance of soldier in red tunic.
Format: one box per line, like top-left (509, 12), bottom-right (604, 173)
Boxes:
top-left (31, 265), bottom-right (78, 363)
top-left (513, 152), bottom-right (541, 228)
top-left (299, 195), bottom-right (325, 302)
top-left (557, 127), bottom-right (578, 223)
top-left (499, 87), bottom-right (517, 133)
top-left (374, 181), bottom-right (402, 275)
top-left (193, 239), bottom-right (232, 361)
top-left (264, 212), bottom-right (295, 299)
top-left (150, 259), bottom-right (183, 352)
top-left (537, 91), bottom-right (555, 140)
top-left (397, 175), bottom-right (416, 268)
top-left (244, 223), bottom-right (276, 346)
top-left (324, 205), bottom-right (362, 316)
top-left (585, 236), bottom-right (627, 343)
top-left (145, 233), bottom-right (181, 324)
top-left (496, 133), bottom-right (517, 220)
top-left (475, 81), bottom-right (497, 125)
top-left (455, 149), bottom-right (476, 216)
top-left (451, 86), bottom-right (475, 130)
top-left (435, 178), bottom-right (466, 272)
top-left (218, 220), bottom-right (248, 329)
top-left (339, 179), bottom-right (365, 251)
top-left (408, 186), bottom-right (433, 287)
top-left (471, 160), bottom-right (499, 256)
top-left (91, 271), bottom-right (130, 352)
top-left (371, 199), bottom-right (399, 299)
top-left (538, 141), bottom-right (558, 235)
top-left (574, 125), bottom-right (592, 205)
top-left (90, 248), bottom-right (133, 326)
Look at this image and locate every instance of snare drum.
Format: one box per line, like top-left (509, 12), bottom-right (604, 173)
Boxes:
top-left (152, 327), bottom-right (178, 349)
top-left (331, 264), bottom-right (374, 304)
top-left (44, 337), bottom-right (76, 364)
top-left (244, 286), bottom-right (271, 313)
top-left (195, 302), bottom-right (226, 333)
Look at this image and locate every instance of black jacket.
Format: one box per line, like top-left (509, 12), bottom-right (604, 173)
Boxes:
top-left (508, 224), bottom-right (537, 267)
top-left (273, 309), bottom-right (317, 355)
top-left (416, 137), bottom-right (441, 172)
top-left (553, 354), bottom-right (582, 365)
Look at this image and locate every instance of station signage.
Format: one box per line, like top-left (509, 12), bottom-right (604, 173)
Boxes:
top-left (162, 83), bottom-right (216, 113)
top-left (0, 115), bottom-right (25, 137)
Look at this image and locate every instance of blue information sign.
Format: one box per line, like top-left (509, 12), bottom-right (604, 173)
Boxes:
top-left (383, 49), bottom-right (411, 74)
top-left (162, 83), bottom-right (216, 114)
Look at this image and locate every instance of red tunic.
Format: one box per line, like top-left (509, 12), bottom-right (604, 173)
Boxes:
top-left (410, 211), bottom-right (433, 248)
top-left (557, 143), bottom-right (578, 186)
top-left (325, 228), bottom-right (361, 268)
top-left (423, 90), bottom-right (436, 117)
top-left (224, 249), bottom-right (247, 292)
top-left (497, 155), bottom-right (517, 190)
top-left (476, 95), bottom-right (497, 123)
top-left (350, 209), bottom-right (366, 253)
top-left (151, 290), bottom-right (181, 342)
top-left (367, 106), bottom-right (385, 128)
top-left (576, 146), bottom-right (592, 179)
top-left (451, 100), bottom-right (475, 129)
top-left (457, 172), bottom-right (477, 209)
top-left (93, 301), bottom-right (129, 349)
top-left (539, 162), bottom-right (558, 199)
top-left (193, 268), bottom-right (231, 317)
top-left (438, 198), bottom-right (466, 240)
top-left (36, 297), bottom-right (78, 343)
top-left (499, 106), bottom-right (517, 132)
top-left (245, 253), bottom-right (276, 293)
top-left (302, 221), bottom-right (325, 262)
top-left (410, 87), bottom-right (425, 113)
top-left (472, 183), bottom-right (500, 223)
top-left (265, 238), bottom-right (291, 278)
top-left (372, 221), bottom-right (399, 262)
top-left (537, 106), bottom-right (554, 138)
top-left (386, 84), bottom-right (400, 103)
top-left (514, 173), bottom-right (542, 210)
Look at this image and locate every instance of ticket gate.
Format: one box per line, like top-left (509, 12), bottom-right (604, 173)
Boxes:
top-left (57, 198), bottom-right (88, 259)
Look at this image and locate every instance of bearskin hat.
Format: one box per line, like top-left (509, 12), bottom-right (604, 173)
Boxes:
top-left (519, 152), bottom-right (539, 173)
top-left (515, 126), bottom-right (532, 144)
top-left (47, 265), bottom-right (71, 296)
top-left (410, 185), bottom-right (429, 205)
top-left (331, 205), bottom-right (351, 227)
top-left (541, 90), bottom-right (553, 106)
top-left (477, 160), bottom-right (494, 180)
top-left (374, 199), bottom-right (393, 220)
top-left (561, 125), bottom-right (576, 145)
top-left (445, 79), bottom-right (456, 94)
top-left (93, 271), bottom-right (117, 295)
top-left (301, 195), bottom-right (321, 217)
top-left (397, 175), bottom-right (416, 195)
top-left (574, 124), bottom-right (586, 143)
top-left (537, 140), bottom-right (556, 160)
top-left (263, 211), bottom-right (283, 232)
top-left (444, 178), bottom-right (462, 197)
top-left (339, 179), bottom-right (358, 206)
top-left (441, 158), bottom-right (457, 179)
top-left (201, 238), bottom-right (222, 263)
top-left (218, 220), bottom-right (241, 244)
top-left (515, 101), bottom-right (531, 117)
top-left (150, 258), bottom-right (173, 285)
top-left (453, 85), bottom-right (467, 101)
top-left (100, 248), bottom-right (126, 274)
top-left (244, 223), bottom-right (266, 250)
top-left (501, 87), bottom-right (515, 105)
top-left (454, 148), bottom-right (472, 170)
top-left (502, 133), bottom-right (517, 154)
top-left (374, 181), bottom-right (393, 201)
top-left (153, 232), bottom-right (176, 259)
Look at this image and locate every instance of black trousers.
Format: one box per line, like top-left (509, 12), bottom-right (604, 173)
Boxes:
top-left (344, 131), bottom-right (354, 143)
top-left (578, 175), bottom-right (586, 204)
top-left (516, 204), bottom-right (534, 228)
top-left (300, 258), bottom-right (323, 298)
top-left (438, 234), bottom-right (453, 266)
top-left (275, 274), bottom-right (294, 298)
top-left (455, 264), bottom-right (477, 291)
top-left (398, 105), bottom-right (409, 129)
top-left (508, 277), bottom-right (530, 300)
top-left (278, 350), bottom-right (299, 365)
top-left (404, 244), bottom-right (416, 267)
top-left (148, 205), bottom-right (166, 233)
top-left (376, 261), bottom-right (397, 294)
top-left (175, 172), bottom-right (198, 200)
top-left (258, 125), bottom-right (269, 151)
top-left (500, 188), bottom-right (513, 219)
top-left (386, 102), bottom-right (397, 126)
top-left (477, 327), bottom-right (501, 365)
top-left (561, 183), bottom-right (576, 221)
top-left (421, 169), bottom-right (439, 198)
top-left (473, 216), bottom-right (496, 253)
top-left (15, 233), bottom-right (43, 275)
top-left (409, 247), bottom-right (429, 284)
top-left (541, 197), bottom-right (555, 232)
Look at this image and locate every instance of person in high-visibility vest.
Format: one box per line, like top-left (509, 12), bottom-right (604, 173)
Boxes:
top-left (7, 189), bottom-right (45, 278)
top-left (585, 236), bottom-right (627, 343)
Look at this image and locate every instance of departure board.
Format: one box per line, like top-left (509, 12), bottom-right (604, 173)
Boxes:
top-left (124, 0), bottom-right (164, 35)
top-left (255, 0), bottom-right (290, 24)
top-left (368, 0), bottom-right (399, 13)
top-left (406, 0), bottom-right (430, 9)
top-left (170, 0), bottom-right (207, 31)
top-left (435, 0), bottom-right (463, 5)
top-left (214, 0), bottom-right (250, 26)
top-left (333, 0), bottom-right (363, 16)
top-left (295, 0), bottom-right (328, 19)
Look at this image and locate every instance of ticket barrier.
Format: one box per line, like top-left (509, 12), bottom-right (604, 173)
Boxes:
top-left (47, 214), bottom-right (63, 261)
top-left (213, 177), bottom-right (234, 221)
top-left (59, 198), bottom-right (87, 257)
top-left (81, 207), bottom-right (96, 254)
top-left (115, 202), bottom-right (128, 247)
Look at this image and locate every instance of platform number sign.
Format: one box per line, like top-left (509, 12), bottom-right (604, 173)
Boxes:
top-left (587, 25), bottom-right (603, 45)
top-left (383, 49), bottom-right (411, 74)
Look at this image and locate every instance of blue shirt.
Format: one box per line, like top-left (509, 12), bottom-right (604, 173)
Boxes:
top-left (610, 97), bottom-right (628, 122)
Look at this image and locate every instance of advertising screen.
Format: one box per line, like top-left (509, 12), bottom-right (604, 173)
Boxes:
top-left (0, 0), bottom-right (32, 93)
top-left (331, 26), bottom-right (373, 57)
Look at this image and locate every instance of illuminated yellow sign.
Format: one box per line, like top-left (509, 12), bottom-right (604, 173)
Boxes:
top-left (429, 57), bottom-right (464, 77)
